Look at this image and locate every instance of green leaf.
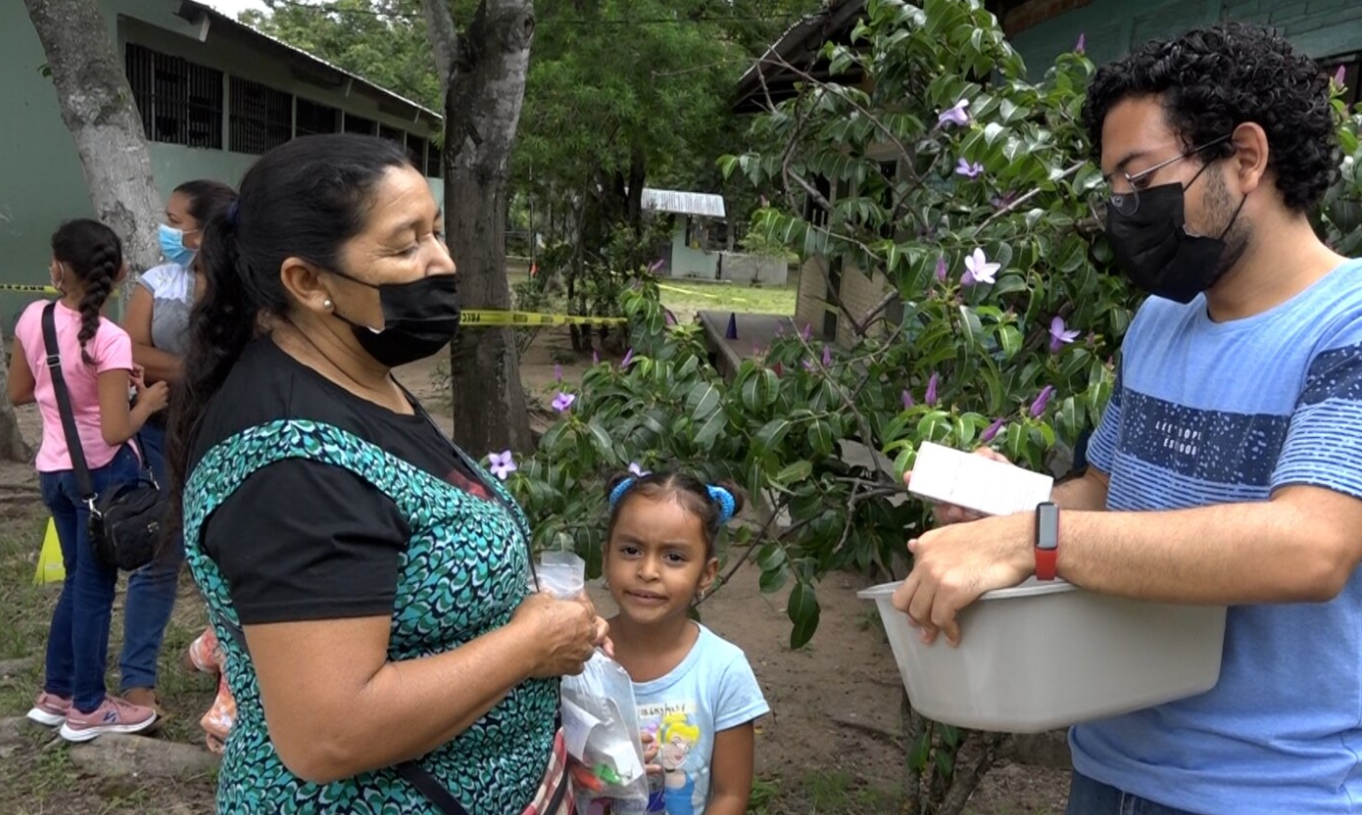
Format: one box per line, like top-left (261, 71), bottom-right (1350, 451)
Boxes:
top-left (759, 562), bottom-right (789, 594)
top-left (909, 727), bottom-right (932, 771)
top-left (788, 581), bottom-right (822, 649)
top-left (693, 410), bottom-right (727, 451)
top-left (687, 382), bottom-right (722, 421)
top-left (808, 420), bottom-right (836, 457)
top-left (754, 419), bottom-right (793, 455)
top-left (775, 460), bottom-right (814, 485)
top-left (917, 410), bottom-right (951, 443)
top-left (585, 420), bottom-right (614, 461)
top-left (757, 543), bottom-right (788, 572)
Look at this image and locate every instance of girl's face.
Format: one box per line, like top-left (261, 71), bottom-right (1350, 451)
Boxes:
top-left (605, 494), bottom-right (717, 627)
top-left (165, 192), bottom-right (202, 250)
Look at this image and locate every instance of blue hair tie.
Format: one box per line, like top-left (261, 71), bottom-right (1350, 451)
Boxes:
top-left (226, 200), bottom-right (240, 225)
top-left (609, 476), bottom-right (637, 508)
top-left (707, 485), bottom-right (736, 525)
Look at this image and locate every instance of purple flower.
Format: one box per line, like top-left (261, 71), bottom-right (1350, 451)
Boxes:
top-left (648, 258), bottom-right (664, 274)
top-left (963, 248), bottom-right (1000, 286)
top-left (1029, 385), bottom-right (1055, 418)
top-left (621, 348), bottom-right (635, 368)
top-left (554, 363), bottom-right (563, 382)
top-left (1336, 64), bottom-right (1348, 88)
top-left (935, 256), bottom-right (948, 283)
top-left (628, 462), bottom-right (650, 477)
top-left (981, 417), bottom-right (1006, 443)
top-left (1048, 315), bottom-right (1081, 353)
top-left (802, 358), bottom-right (815, 371)
top-left (925, 372), bottom-right (940, 407)
top-left (801, 323), bottom-right (813, 342)
top-left (1075, 32), bottom-right (1086, 54)
top-left (822, 345), bottom-right (832, 368)
top-left (955, 158), bottom-right (984, 179)
top-left (592, 349), bottom-right (600, 366)
top-left (938, 99), bottom-right (971, 128)
top-left (552, 392), bottom-right (576, 412)
top-left (664, 308), bottom-right (677, 326)
top-left (901, 389), bottom-right (915, 410)
top-left (487, 450), bottom-right (517, 481)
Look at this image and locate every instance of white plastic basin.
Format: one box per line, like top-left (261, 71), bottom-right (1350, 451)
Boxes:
top-left (858, 579), bottom-right (1227, 733)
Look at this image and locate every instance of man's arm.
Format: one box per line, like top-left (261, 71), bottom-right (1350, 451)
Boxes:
top-left (1059, 483), bottom-right (1361, 604)
top-left (897, 483), bottom-right (1362, 645)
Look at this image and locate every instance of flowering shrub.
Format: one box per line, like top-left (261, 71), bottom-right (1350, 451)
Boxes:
top-left (500, 2), bottom-right (1360, 810)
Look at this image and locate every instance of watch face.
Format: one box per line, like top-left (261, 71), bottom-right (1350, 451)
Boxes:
top-left (1036, 502), bottom-right (1059, 551)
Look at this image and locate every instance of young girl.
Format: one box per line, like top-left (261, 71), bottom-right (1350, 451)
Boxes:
top-left (598, 472), bottom-right (769, 815)
top-left (10, 219), bottom-right (169, 742)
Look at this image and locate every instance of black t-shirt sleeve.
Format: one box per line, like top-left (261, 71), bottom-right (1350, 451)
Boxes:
top-left (202, 458), bottom-right (409, 625)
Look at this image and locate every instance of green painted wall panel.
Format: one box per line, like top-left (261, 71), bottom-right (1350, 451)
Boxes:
top-left (1010, 0), bottom-right (1362, 80)
top-left (1, 0), bottom-right (443, 329)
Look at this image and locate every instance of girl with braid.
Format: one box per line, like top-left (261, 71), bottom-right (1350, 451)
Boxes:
top-left (9, 219), bottom-right (169, 741)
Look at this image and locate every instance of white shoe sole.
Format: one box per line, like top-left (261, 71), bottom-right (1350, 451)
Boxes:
top-left (26, 707), bottom-right (65, 727)
top-left (59, 714), bottom-right (158, 743)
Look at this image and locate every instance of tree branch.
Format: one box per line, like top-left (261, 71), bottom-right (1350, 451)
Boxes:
top-left (419, 0), bottom-right (459, 101)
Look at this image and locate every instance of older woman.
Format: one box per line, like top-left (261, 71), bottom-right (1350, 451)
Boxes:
top-left (170, 134), bottom-right (605, 814)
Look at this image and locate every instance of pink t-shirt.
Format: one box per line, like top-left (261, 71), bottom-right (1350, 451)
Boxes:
top-left (14, 300), bottom-right (135, 473)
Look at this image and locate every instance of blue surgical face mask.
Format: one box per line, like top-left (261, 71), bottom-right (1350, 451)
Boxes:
top-left (158, 223), bottom-right (198, 267)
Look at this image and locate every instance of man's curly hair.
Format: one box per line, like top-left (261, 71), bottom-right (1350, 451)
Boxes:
top-left (1082, 22), bottom-right (1337, 213)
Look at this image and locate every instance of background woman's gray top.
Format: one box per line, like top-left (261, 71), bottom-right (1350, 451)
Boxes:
top-left (138, 263), bottom-right (194, 356)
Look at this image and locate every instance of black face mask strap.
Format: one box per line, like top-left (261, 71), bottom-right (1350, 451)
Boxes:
top-left (1217, 192), bottom-right (1249, 242)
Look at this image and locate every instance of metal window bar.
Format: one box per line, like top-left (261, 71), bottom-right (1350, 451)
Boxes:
top-left (406, 134), bottom-right (427, 175)
top-left (230, 77), bottom-right (291, 155)
top-left (344, 113), bottom-right (377, 136)
top-left (426, 141), bottom-right (443, 178)
top-left (296, 98), bottom-right (340, 137)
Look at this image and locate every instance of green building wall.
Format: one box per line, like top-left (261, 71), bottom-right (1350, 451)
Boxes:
top-left (0, 0), bottom-right (443, 328)
top-left (1008, 0), bottom-right (1362, 79)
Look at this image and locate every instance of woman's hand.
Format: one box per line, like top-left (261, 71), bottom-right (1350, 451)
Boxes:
top-left (512, 592), bottom-right (608, 678)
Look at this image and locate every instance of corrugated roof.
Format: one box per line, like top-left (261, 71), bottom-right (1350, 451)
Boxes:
top-left (177, 0), bottom-right (442, 123)
top-left (642, 188), bottom-right (726, 218)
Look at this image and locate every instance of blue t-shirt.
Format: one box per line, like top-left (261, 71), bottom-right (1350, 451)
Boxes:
top-left (610, 625), bottom-right (769, 815)
top-left (1071, 259), bottom-right (1362, 815)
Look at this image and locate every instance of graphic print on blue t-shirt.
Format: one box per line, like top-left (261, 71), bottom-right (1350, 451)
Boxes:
top-left (1071, 259), bottom-right (1362, 815)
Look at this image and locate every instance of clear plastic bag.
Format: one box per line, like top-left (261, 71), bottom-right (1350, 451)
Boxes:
top-left (531, 552), bottom-right (649, 810)
top-left (562, 651), bottom-right (650, 811)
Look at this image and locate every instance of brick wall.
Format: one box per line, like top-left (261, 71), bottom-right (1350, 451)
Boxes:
top-left (835, 263), bottom-right (894, 346)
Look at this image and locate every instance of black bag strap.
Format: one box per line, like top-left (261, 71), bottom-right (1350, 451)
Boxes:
top-left (210, 608), bottom-right (470, 815)
top-left (41, 303), bottom-right (95, 504)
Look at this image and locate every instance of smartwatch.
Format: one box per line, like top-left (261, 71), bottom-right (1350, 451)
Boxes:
top-left (1035, 501), bottom-right (1059, 581)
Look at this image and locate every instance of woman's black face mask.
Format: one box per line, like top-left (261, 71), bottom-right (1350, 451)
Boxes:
top-left (330, 272), bottom-right (461, 367)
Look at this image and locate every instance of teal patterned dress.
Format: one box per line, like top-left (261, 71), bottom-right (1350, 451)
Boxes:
top-left (183, 419), bottom-right (558, 814)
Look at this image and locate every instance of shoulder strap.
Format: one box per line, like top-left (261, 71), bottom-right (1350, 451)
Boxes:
top-left (41, 303), bottom-right (95, 501)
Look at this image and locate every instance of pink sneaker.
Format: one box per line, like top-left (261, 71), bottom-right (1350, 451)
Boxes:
top-left (59, 695), bottom-right (158, 742)
top-left (26, 692), bottom-right (72, 727)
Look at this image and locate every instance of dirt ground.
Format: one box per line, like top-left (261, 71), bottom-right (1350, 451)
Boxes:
top-left (0, 320), bottom-right (1071, 815)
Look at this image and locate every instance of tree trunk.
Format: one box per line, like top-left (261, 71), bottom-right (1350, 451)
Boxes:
top-left (426, 0), bottom-right (535, 454)
top-left (0, 321), bottom-right (35, 463)
top-left (23, 0), bottom-right (165, 280)
top-left (626, 142), bottom-right (646, 236)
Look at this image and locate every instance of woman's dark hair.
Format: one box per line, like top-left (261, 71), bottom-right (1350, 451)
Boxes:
top-left (173, 179), bottom-right (238, 229)
top-left (604, 471), bottom-right (746, 559)
top-left (1082, 22), bottom-right (1338, 213)
top-left (167, 134), bottom-right (412, 525)
top-left (51, 219), bottom-right (122, 366)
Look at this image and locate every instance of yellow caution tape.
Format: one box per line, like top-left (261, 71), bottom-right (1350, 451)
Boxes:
top-left (0, 283), bottom-right (624, 327)
top-left (460, 310), bottom-right (627, 326)
top-left (657, 283), bottom-right (748, 304)
top-left (0, 284), bottom-right (60, 294)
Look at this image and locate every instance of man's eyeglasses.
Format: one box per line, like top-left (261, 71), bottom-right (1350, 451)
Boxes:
top-left (1088, 135), bottom-right (1232, 225)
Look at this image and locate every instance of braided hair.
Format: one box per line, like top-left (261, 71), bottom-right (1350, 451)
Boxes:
top-left (50, 220), bottom-right (123, 365)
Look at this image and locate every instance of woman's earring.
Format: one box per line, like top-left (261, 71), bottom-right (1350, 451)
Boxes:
top-left (323, 298), bottom-right (333, 311)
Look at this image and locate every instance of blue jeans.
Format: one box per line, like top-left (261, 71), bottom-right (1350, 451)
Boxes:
top-left (119, 421), bottom-right (183, 692)
top-left (1067, 771), bottom-right (1205, 815)
top-left (40, 445), bottom-right (141, 713)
